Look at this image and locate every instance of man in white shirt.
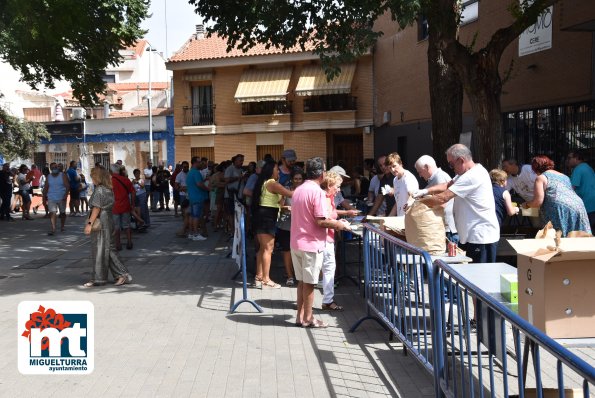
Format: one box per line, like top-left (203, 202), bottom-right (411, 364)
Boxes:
top-left (415, 155), bottom-right (458, 243)
top-left (385, 152), bottom-right (419, 217)
top-left (417, 144), bottom-right (499, 263)
top-left (501, 158), bottom-right (536, 203)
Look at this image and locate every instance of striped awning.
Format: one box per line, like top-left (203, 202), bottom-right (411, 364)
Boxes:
top-left (184, 72), bottom-right (213, 81)
top-left (234, 67), bottom-right (292, 103)
top-left (295, 64), bottom-right (356, 96)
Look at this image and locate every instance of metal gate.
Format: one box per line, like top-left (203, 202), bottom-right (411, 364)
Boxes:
top-left (503, 100), bottom-right (595, 173)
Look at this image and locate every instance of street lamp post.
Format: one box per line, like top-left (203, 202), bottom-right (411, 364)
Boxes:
top-left (147, 42), bottom-right (154, 163)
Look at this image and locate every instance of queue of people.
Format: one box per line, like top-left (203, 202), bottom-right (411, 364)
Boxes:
top-left (1, 145), bottom-right (593, 308)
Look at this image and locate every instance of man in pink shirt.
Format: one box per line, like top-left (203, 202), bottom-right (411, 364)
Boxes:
top-left (290, 157), bottom-right (351, 328)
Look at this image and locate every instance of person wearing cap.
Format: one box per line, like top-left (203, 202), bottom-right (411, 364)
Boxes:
top-left (386, 152), bottom-right (419, 217)
top-left (279, 149), bottom-right (297, 188)
top-left (329, 165), bottom-right (358, 211)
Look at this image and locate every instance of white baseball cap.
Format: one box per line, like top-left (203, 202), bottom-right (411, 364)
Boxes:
top-left (329, 165), bottom-right (350, 178)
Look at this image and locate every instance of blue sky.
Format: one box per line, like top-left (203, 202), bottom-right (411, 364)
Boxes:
top-left (142, 0), bottom-right (202, 59)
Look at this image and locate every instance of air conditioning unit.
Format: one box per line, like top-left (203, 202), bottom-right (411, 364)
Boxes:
top-left (72, 108), bottom-right (87, 120)
top-left (382, 111), bottom-right (391, 124)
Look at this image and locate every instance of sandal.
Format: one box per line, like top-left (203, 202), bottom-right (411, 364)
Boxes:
top-left (302, 319), bottom-right (328, 329)
top-left (321, 302), bottom-right (344, 311)
top-left (254, 276), bottom-right (263, 289)
top-left (83, 281), bottom-right (106, 288)
top-left (262, 280), bottom-right (281, 289)
top-left (114, 275), bottom-right (129, 286)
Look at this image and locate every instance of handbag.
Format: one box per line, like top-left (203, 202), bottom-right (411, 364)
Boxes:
top-left (90, 218), bottom-right (102, 232)
top-left (89, 206), bottom-right (102, 231)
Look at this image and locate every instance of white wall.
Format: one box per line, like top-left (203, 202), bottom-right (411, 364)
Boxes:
top-left (85, 115), bottom-right (167, 135)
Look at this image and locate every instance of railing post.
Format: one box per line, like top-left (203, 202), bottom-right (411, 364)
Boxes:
top-left (431, 261), bottom-right (445, 398)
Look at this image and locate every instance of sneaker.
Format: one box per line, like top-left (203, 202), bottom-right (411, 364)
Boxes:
top-left (192, 234), bottom-right (207, 241)
top-left (286, 277), bottom-right (295, 287)
top-left (187, 234), bottom-right (195, 240)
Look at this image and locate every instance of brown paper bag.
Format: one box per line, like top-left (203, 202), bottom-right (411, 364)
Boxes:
top-left (404, 200), bottom-right (446, 254)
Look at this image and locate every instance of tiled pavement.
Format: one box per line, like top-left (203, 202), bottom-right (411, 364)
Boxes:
top-left (0, 211), bottom-right (434, 397)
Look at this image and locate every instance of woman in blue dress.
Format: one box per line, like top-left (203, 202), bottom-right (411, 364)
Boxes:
top-left (523, 155), bottom-right (591, 236)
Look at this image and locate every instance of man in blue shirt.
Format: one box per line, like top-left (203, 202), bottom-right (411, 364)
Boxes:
top-left (568, 150), bottom-right (595, 232)
top-left (66, 160), bottom-right (81, 216)
top-left (186, 156), bottom-right (210, 241)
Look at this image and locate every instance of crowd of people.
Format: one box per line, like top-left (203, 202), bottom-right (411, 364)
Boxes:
top-left (362, 144), bottom-right (593, 264)
top-left (1, 144), bottom-right (593, 319)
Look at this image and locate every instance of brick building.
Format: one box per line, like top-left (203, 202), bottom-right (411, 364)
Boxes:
top-left (166, 27), bottom-right (374, 172)
top-left (373, 0), bottom-right (595, 170)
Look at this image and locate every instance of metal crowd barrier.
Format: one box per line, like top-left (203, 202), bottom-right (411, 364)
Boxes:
top-left (350, 223), bottom-right (438, 376)
top-left (229, 201), bottom-right (262, 313)
top-left (432, 259), bottom-right (595, 398)
top-left (351, 223), bottom-right (595, 398)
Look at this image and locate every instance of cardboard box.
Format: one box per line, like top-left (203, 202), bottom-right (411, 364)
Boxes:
top-left (508, 237), bottom-right (595, 338)
top-left (517, 388), bottom-right (583, 398)
top-left (500, 273), bottom-right (518, 303)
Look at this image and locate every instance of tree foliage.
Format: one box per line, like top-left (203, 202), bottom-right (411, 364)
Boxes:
top-left (0, 106), bottom-right (51, 161)
top-left (191, 0), bottom-right (558, 168)
top-left (0, 0), bottom-right (149, 106)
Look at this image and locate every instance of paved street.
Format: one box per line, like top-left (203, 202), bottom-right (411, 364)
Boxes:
top-left (0, 211), bottom-right (434, 398)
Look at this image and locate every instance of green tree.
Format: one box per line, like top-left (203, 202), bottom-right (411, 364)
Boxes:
top-left (0, 0), bottom-right (149, 106)
top-left (191, 0), bottom-right (556, 168)
top-left (0, 106), bottom-right (51, 161)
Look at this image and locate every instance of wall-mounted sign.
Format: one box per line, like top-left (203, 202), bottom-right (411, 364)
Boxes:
top-left (519, 5), bottom-right (553, 57)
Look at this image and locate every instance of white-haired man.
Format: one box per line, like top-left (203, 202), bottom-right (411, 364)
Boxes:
top-left (414, 155), bottom-right (458, 244)
top-left (416, 144), bottom-right (499, 263)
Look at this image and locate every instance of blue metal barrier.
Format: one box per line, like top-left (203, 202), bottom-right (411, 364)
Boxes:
top-left (230, 202), bottom-right (262, 314)
top-left (350, 223), bottom-right (439, 376)
top-left (432, 259), bottom-right (595, 398)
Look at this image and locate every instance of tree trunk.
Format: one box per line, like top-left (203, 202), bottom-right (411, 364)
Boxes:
top-left (459, 53), bottom-right (504, 170)
top-left (427, 34), bottom-right (463, 170)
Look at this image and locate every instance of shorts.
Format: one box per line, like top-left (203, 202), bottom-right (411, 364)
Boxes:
top-left (276, 228), bottom-right (290, 252)
top-left (180, 195), bottom-right (189, 209)
top-left (291, 249), bottom-right (324, 285)
top-left (112, 212), bottom-right (131, 230)
top-left (254, 206), bottom-right (279, 236)
top-left (190, 201), bottom-right (204, 219)
top-left (47, 200), bottom-right (66, 214)
top-left (70, 189), bottom-right (80, 200)
top-left (20, 190), bottom-right (31, 204)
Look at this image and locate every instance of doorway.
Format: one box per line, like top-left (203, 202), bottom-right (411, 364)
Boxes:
top-left (328, 133), bottom-right (363, 176)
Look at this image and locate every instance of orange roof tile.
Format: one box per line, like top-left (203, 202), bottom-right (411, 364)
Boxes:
top-left (123, 40), bottom-right (147, 58)
top-left (106, 82), bottom-right (169, 92)
top-left (108, 108), bottom-right (172, 118)
top-left (169, 33), bottom-right (315, 63)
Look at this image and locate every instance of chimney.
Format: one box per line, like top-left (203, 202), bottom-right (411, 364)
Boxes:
top-left (196, 24), bottom-right (205, 40)
top-left (103, 100), bottom-right (110, 118)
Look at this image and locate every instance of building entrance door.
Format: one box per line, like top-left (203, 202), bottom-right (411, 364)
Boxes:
top-left (329, 133), bottom-right (362, 177)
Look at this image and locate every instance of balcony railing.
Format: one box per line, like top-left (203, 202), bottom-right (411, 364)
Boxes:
top-left (241, 101), bottom-right (292, 116)
top-left (303, 95), bottom-right (357, 112)
top-left (183, 105), bottom-right (214, 126)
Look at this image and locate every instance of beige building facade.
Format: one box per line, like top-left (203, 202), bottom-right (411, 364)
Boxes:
top-left (167, 32), bottom-right (374, 173)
